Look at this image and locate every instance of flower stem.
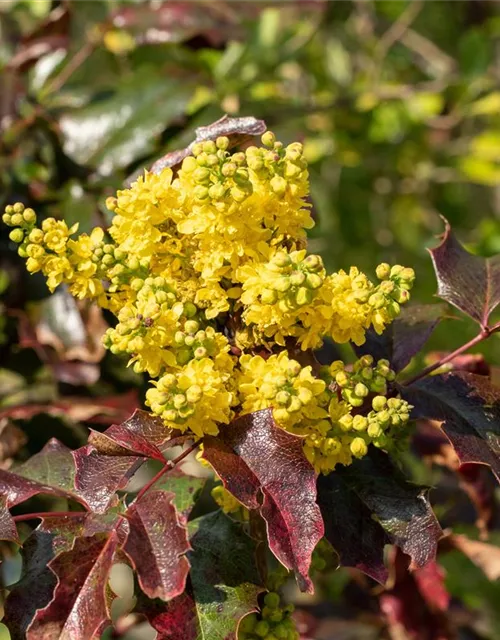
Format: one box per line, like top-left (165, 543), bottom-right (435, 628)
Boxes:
top-left (132, 438), bottom-right (202, 504)
top-left (403, 324), bottom-right (500, 386)
top-left (12, 511), bottom-right (86, 523)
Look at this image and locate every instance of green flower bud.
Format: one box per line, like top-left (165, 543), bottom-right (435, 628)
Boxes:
top-left (290, 271), bottom-right (306, 286)
top-left (376, 263), bottom-right (391, 280)
top-left (261, 131), bottom-right (276, 147)
top-left (354, 382), bottom-right (369, 398)
top-left (22, 208), bottom-right (36, 224)
top-left (353, 415), bottom-right (368, 431)
top-left (270, 175), bottom-right (287, 195)
top-left (350, 437), bottom-right (368, 458)
top-left (9, 228), bottom-right (24, 243)
top-left (372, 395), bottom-right (387, 411)
top-left (367, 423), bottom-right (383, 438)
top-left (295, 287), bottom-right (313, 306)
top-left (305, 273), bottom-right (323, 290)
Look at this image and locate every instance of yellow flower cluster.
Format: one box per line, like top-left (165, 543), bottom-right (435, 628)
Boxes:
top-left (3, 131), bottom-right (414, 473)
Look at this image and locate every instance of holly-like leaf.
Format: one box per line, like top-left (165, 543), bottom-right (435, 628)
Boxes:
top-left (88, 409), bottom-right (188, 458)
top-left (137, 511), bottom-right (262, 640)
top-left (0, 439), bottom-right (141, 514)
top-left (354, 304), bottom-right (445, 373)
top-left (26, 533), bottom-right (118, 640)
top-left (153, 469), bottom-right (206, 519)
top-left (202, 409), bottom-right (324, 593)
top-left (73, 445), bottom-right (142, 513)
top-left (123, 491), bottom-right (190, 602)
top-left (150, 115), bottom-right (266, 175)
top-left (429, 218), bottom-right (500, 326)
top-left (317, 448), bottom-right (442, 583)
top-left (402, 371), bottom-right (500, 482)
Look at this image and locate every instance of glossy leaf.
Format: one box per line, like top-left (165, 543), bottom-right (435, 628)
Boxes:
top-left (88, 409), bottom-right (187, 458)
top-left (403, 371), bottom-right (500, 482)
top-left (73, 445), bottom-right (141, 513)
top-left (1, 439), bottom-right (140, 514)
top-left (27, 533), bottom-right (118, 640)
top-left (137, 511), bottom-right (262, 640)
top-left (203, 409), bottom-right (324, 593)
top-left (354, 304), bottom-right (445, 373)
top-left (123, 491), bottom-right (190, 601)
top-left (429, 218), bottom-right (500, 326)
top-left (318, 448), bottom-right (442, 583)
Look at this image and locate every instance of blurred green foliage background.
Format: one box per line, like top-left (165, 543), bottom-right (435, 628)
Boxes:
top-left (2, 2), bottom-right (500, 638)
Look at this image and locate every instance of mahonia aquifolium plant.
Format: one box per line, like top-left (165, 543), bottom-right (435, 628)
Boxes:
top-left (2, 132), bottom-right (414, 474)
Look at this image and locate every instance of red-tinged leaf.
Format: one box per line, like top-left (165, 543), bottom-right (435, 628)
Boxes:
top-left (317, 448), bottom-right (442, 584)
top-left (203, 409), bottom-right (324, 593)
top-left (429, 218), bottom-right (500, 327)
top-left (73, 445), bottom-right (142, 513)
top-left (0, 496), bottom-right (19, 543)
top-left (88, 409), bottom-right (188, 458)
top-left (354, 304), bottom-right (445, 373)
top-left (0, 440), bottom-right (83, 509)
top-left (27, 533), bottom-right (119, 640)
top-left (150, 115), bottom-right (266, 175)
top-left (123, 491), bottom-right (190, 601)
top-left (403, 371), bottom-right (500, 482)
top-left (137, 511), bottom-right (262, 640)
top-left (5, 510), bottom-right (127, 638)
top-left (380, 549), bottom-right (452, 640)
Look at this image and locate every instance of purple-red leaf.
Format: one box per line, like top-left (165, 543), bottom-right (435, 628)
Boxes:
top-left (123, 491), bottom-right (190, 602)
top-left (0, 439), bottom-right (140, 514)
top-left (318, 448), bottom-right (442, 584)
top-left (88, 409), bottom-right (188, 458)
top-left (203, 409), bottom-right (324, 593)
top-left (150, 115), bottom-right (266, 175)
top-left (27, 533), bottom-right (118, 640)
top-left (354, 304), bottom-right (445, 373)
top-left (429, 218), bottom-right (500, 327)
top-left (73, 445), bottom-right (141, 513)
top-left (137, 511), bottom-right (262, 640)
top-left (403, 371), bottom-right (500, 482)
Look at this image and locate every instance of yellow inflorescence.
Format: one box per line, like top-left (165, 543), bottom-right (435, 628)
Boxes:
top-left (3, 132), bottom-right (414, 473)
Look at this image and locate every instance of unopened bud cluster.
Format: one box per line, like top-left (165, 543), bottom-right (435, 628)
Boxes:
top-left (238, 592), bottom-right (299, 640)
top-left (3, 131), bottom-right (414, 470)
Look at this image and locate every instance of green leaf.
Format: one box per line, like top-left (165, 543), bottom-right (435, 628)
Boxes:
top-left (137, 511), bottom-right (262, 640)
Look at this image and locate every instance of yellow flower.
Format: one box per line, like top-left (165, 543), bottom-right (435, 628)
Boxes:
top-left (146, 356), bottom-right (236, 437)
